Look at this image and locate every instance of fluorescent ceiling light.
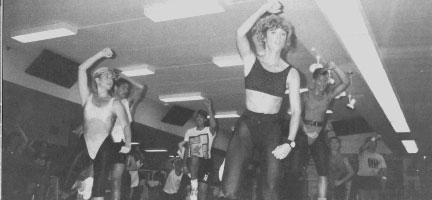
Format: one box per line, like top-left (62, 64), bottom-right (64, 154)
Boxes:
top-left (121, 65), bottom-right (155, 77)
top-left (212, 55), bottom-right (243, 67)
top-left (159, 92), bottom-right (204, 102)
top-left (144, 149), bottom-right (168, 152)
top-left (11, 22), bottom-right (78, 43)
top-left (131, 142), bottom-right (140, 145)
top-left (285, 88), bottom-right (309, 94)
top-left (144, 0), bottom-right (225, 22)
top-left (214, 111), bottom-right (240, 118)
top-left (401, 140), bottom-right (418, 154)
top-left (315, 0), bottom-right (410, 133)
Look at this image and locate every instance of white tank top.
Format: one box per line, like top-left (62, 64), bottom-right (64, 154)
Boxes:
top-left (83, 94), bottom-right (115, 159)
top-left (111, 99), bottom-right (132, 143)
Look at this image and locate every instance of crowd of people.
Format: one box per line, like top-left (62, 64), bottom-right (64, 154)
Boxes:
top-left (3, 1), bottom-right (389, 200)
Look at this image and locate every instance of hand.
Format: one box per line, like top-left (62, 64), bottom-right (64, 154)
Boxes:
top-left (264, 0), bottom-right (282, 14)
top-left (334, 180), bottom-right (343, 187)
top-left (203, 98), bottom-right (212, 109)
top-left (120, 145), bottom-right (131, 154)
top-left (137, 160), bottom-right (144, 168)
top-left (326, 61), bottom-right (337, 70)
top-left (99, 48), bottom-right (113, 58)
top-left (272, 143), bottom-right (292, 159)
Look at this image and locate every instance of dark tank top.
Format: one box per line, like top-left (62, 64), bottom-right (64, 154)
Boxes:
top-left (245, 58), bottom-right (292, 97)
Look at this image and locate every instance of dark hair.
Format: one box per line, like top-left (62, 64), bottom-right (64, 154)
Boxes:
top-left (312, 68), bottom-right (329, 80)
top-left (251, 14), bottom-right (297, 60)
top-left (329, 136), bottom-right (341, 144)
top-left (115, 78), bottom-right (132, 97)
top-left (195, 109), bottom-right (208, 119)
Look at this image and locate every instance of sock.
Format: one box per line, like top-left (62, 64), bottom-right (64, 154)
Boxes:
top-left (317, 198), bottom-right (326, 200)
top-left (191, 179), bottom-right (198, 190)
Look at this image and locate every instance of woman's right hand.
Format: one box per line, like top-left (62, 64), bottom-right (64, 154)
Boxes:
top-left (264, 0), bottom-right (282, 14)
top-left (99, 48), bottom-right (113, 58)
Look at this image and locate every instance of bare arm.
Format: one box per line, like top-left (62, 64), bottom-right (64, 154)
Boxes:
top-left (113, 100), bottom-right (132, 152)
top-left (337, 157), bottom-right (354, 185)
top-left (327, 62), bottom-right (350, 99)
top-left (237, 1), bottom-right (282, 74)
top-left (287, 68), bottom-right (301, 141)
top-left (204, 98), bottom-right (217, 135)
top-left (272, 68), bottom-right (301, 159)
top-left (78, 48), bottom-right (113, 105)
top-left (129, 84), bottom-right (148, 117)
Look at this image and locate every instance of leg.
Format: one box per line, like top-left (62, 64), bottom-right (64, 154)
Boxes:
top-left (260, 122), bottom-right (282, 200)
top-left (311, 134), bottom-right (329, 200)
top-left (222, 120), bottom-right (253, 199)
top-left (111, 163), bottom-right (125, 200)
top-left (199, 182), bottom-right (209, 200)
top-left (92, 137), bottom-right (114, 199)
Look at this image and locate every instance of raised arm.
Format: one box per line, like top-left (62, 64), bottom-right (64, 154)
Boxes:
top-left (128, 84), bottom-right (148, 118)
top-left (327, 62), bottom-right (350, 99)
top-left (78, 48), bottom-right (113, 105)
top-left (237, 0), bottom-right (282, 73)
top-left (204, 98), bottom-right (217, 135)
top-left (113, 100), bottom-right (132, 153)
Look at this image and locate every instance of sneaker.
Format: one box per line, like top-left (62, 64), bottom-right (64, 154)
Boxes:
top-left (190, 188), bottom-right (198, 200)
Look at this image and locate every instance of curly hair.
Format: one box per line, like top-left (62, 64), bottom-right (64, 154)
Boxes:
top-left (250, 13), bottom-right (297, 57)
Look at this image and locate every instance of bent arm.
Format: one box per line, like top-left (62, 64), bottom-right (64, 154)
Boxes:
top-left (78, 48), bottom-right (113, 105)
top-left (204, 98), bottom-right (217, 135)
top-left (129, 84), bottom-right (148, 118)
top-left (237, 1), bottom-right (281, 73)
top-left (328, 62), bottom-right (350, 99)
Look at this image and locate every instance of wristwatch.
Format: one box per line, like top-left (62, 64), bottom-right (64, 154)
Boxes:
top-left (283, 138), bottom-right (296, 148)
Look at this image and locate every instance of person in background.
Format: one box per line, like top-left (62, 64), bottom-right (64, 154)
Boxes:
top-left (178, 99), bottom-right (217, 200)
top-left (221, 1), bottom-right (301, 200)
top-left (328, 137), bottom-right (354, 200)
top-left (162, 158), bottom-right (184, 200)
top-left (126, 145), bottom-right (145, 200)
top-left (291, 61), bottom-right (350, 200)
top-left (356, 135), bottom-right (387, 200)
top-left (111, 77), bottom-right (147, 200)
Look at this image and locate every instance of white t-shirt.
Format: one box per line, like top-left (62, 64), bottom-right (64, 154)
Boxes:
top-left (357, 151), bottom-right (387, 176)
top-left (111, 99), bottom-right (132, 142)
top-left (163, 169), bottom-right (183, 194)
top-left (184, 127), bottom-right (215, 159)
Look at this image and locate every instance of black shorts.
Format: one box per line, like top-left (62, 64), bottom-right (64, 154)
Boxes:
top-left (198, 158), bottom-right (213, 183)
top-left (355, 176), bottom-right (381, 190)
top-left (112, 141), bottom-right (127, 164)
top-left (292, 129), bottom-right (329, 176)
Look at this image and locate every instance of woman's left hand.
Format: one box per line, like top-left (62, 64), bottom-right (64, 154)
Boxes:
top-left (272, 143), bottom-right (292, 159)
top-left (120, 144), bottom-right (131, 153)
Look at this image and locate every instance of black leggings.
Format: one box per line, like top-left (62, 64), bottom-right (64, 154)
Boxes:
top-left (61, 136), bottom-right (114, 197)
top-left (222, 110), bottom-right (282, 200)
top-left (290, 129), bottom-right (329, 176)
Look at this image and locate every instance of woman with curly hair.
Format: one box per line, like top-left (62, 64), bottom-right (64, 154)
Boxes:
top-left (221, 1), bottom-right (301, 200)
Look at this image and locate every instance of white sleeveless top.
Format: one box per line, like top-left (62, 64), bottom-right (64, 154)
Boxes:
top-left (111, 99), bottom-right (132, 143)
top-left (83, 94), bottom-right (115, 159)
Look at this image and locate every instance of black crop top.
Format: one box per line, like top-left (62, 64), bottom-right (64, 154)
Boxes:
top-left (245, 58), bottom-right (292, 97)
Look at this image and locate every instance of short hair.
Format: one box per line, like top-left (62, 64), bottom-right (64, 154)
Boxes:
top-left (252, 14), bottom-right (297, 55)
top-left (312, 68), bottom-right (329, 80)
top-left (195, 109), bottom-right (208, 119)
